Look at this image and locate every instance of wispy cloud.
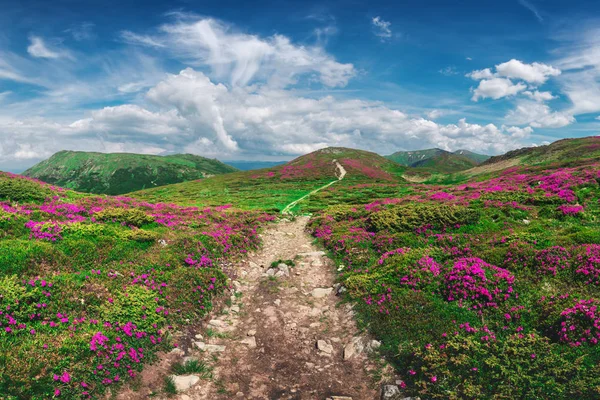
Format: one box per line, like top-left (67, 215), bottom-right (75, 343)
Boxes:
top-left (371, 16), bottom-right (392, 41)
top-left (27, 36), bottom-right (73, 60)
top-left (439, 66), bottom-right (458, 76)
top-left (518, 0), bottom-right (543, 22)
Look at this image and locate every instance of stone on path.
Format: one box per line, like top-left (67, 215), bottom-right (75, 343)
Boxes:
top-left (240, 336), bottom-right (257, 348)
top-left (247, 329), bottom-right (256, 336)
top-left (194, 342), bottom-right (226, 352)
top-left (298, 251), bottom-right (326, 257)
top-left (343, 337), bottom-right (365, 360)
top-left (381, 385), bottom-right (402, 400)
top-left (317, 339), bottom-right (333, 354)
top-left (170, 375), bottom-right (200, 392)
top-left (311, 287), bottom-right (333, 298)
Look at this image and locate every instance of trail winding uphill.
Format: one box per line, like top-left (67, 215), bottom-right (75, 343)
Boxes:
top-left (117, 216), bottom-right (382, 400)
top-left (281, 160), bottom-right (346, 215)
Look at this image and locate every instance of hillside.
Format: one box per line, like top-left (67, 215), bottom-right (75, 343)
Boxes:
top-left (131, 147), bottom-right (407, 212)
top-left (23, 151), bottom-right (238, 195)
top-left (411, 152), bottom-right (478, 173)
top-left (386, 148), bottom-right (489, 171)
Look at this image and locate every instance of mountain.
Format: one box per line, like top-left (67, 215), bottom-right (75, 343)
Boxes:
top-left (386, 148), bottom-right (447, 166)
top-left (386, 148), bottom-right (489, 171)
top-left (130, 147), bottom-right (406, 211)
top-left (22, 151), bottom-right (238, 195)
top-left (226, 160), bottom-right (287, 170)
top-left (483, 136), bottom-right (600, 167)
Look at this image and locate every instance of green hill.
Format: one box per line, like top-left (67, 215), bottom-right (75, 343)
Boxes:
top-left (130, 147), bottom-right (407, 212)
top-left (386, 148), bottom-right (489, 170)
top-left (22, 151), bottom-right (238, 195)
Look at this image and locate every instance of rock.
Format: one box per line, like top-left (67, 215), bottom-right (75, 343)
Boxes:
top-left (343, 337), bottom-right (365, 360)
top-left (247, 329), bottom-right (256, 336)
top-left (366, 339), bottom-right (382, 353)
top-left (329, 397), bottom-right (353, 400)
top-left (305, 362), bottom-right (315, 369)
top-left (381, 385), bottom-right (401, 400)
top-left (208, 319), bottom-right (226, 329)
top-left (180, 395), bottom-right (191, 400)
top-left (230, 305), bottom-right (240, 313)
top-left (337, 264), bottom-right (345, 271)
top-left (158, 239), bottom-right (168, 247)
top-left (170, 375), bottom-right (200, 392)
top-left (311, 259), bottom-right (324, 267)
top-left (274, 299), bottom-right (281, 306)
top-left (266, 268), bottom-right (276, 276)
top-left (194, 342), bottom-right (226, 353)
top-left (316, 340), bottom-right (333, 354)
top-left (336, 285), bottom-right (347, 296)
top-left (249, 261), bottom-right (259, 269)
top-left (236, 392), bottom-right (244, 397)
top-left (194, 333), bottom-right (204, 340)
top-left (275, 264), bottom-right (290, 277)
top-left (311, 287), bottom-right (333, 298)
top-left (170, 348), bottom-right (184, 356)
top-left (298, 251), bottom-right (326, 257)
top-left (241, 336), bottom-right (257, 348)
top-left (523, 219), bottom-right (531, 225)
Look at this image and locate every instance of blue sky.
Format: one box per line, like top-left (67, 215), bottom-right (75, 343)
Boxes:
top-left (0, 0), bottom-right (599, 171)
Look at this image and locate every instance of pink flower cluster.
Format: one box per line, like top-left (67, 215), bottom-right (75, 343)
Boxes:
top-left (559, 299), bottom-right (600, 346)
top-left (443, 258), bottom-right (515, 309)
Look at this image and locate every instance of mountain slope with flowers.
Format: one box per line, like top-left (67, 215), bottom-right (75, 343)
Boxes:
top-left (308, 137), bottom-right (600, 398)
top-left (23, 150), bottom-right (238, 195)
top-left (0, 171), bottom-right (273, 398)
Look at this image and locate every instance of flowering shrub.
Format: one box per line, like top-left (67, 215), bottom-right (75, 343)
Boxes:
top-left (443, 258), bottom-right (515, 309)
top-left (557, 299), bottom-right (600, 346)
top-left (573, 244), bottom-right (600, 285)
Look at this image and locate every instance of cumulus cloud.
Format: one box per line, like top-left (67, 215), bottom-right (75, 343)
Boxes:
top-left (0, 68), bottom-right (536, 168)
top-left (122, 16), bottom-right (355, 88)
top-left (523, 90), bottom-right (556, 102)
top-left (471, 78), bottom-right (527, 101)
top-left (371, 17), bottom-right (392, 40)
top-left (27, 36), bottom-right (72, 59)
top-left (466, 68), bottom-right (494, 80)
top-left (505, 100), bottom-right (575, 128)
top-left (495, 59), bottom-right (560, 84)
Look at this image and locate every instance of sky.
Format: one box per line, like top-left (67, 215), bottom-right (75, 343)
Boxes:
top-left (1, 0), bottom-right (600, 171)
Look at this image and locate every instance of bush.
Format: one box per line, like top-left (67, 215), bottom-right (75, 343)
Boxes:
top-left (93, 207), bottom-right (154, 227)
top-left (406, 329), bottom-right (598, 399)
top-left (0, 176), bottom-right (53, 203)
top-left (102, 284), bottom-right (166, 330)
top-left (119, 229), bottom-right (159, 243)
top-left (369, 204), bottom-right (480, 233)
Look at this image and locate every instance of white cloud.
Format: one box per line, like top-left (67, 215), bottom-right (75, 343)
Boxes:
top-left (495, 59), bottom-right (560, 84)
top-left (523, 90), bottom-right (555, 102)
top-left (27, 36), bottom-right (71, 59)
top-left (123, 16), bottom-right (355, 88)
top-left (505, 100), bottom-right (575, 128)
top-left (0, 68), bottom-right (534, 168)
top-left (439, 66), bottom-right (458, 76)
top-left (426, 109), bottom-right (445, 119)
top-left (518, 0), bottom-right (543, 22)
top-left (471, 78), bottom-right (527, 101)
top-left (466, 68), bottom-right (494, 80)
top-left (371, 17), bottom-right (392, 40)
top-left (596, 115), bottom-right (600, 121)
top-left (120, 31), bottom-right (166, 48)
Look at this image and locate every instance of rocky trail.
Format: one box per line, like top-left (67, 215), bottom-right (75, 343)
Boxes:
top-left (116, 161), bottom-right (406, 400)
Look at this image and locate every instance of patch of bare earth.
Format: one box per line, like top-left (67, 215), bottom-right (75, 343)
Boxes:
top-left (116, 216), bottom-right (385, 400)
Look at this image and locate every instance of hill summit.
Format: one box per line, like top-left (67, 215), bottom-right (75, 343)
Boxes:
top-left (23, 150), bottom-right (238, 195)
top-left (386, 148), bottom-right (490, 172)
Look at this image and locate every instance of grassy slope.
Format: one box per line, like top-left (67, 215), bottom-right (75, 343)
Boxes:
top-left (131, 147), bottom-right (408, 213)
top-left (0, 171), bottom-right (271, 398)
top-left (23, 151), bottom-right (238, 195)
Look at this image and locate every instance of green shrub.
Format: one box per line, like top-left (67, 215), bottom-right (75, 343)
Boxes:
top-left (0, 239), bottom-right (63, 275)
top-left (119, 229), bottom-right (159, 243)
top-left (102, 284), bottom-right (166, 329)
top-left (93, 207), bottom-right (154, 227)
top-left (406, 330), bottom-right (599, 399)
top-left (0, 177), bottom-right (53, 203)
top-left (369, 204), bottom-right (480, 233)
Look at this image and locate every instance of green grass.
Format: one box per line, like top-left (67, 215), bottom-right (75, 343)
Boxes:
top-left (23, 150), bottom-right (239, 195)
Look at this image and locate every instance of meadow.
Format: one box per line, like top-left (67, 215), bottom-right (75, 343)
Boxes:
top-left (0, 172), bottom-right (273, 398)
top-left (309, 160), bottom-right (600, 398)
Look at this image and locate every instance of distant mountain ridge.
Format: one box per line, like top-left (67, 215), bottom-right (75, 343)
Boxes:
top-left (23, 151), bottom-right (238, 195)
top-left (385, 148), bottom-right (490, 173)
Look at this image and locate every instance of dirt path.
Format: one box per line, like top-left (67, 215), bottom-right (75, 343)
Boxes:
top-left (281, 160), bottom-right (346, 215)
top-left (162, 217), bottom-right (380, 400)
